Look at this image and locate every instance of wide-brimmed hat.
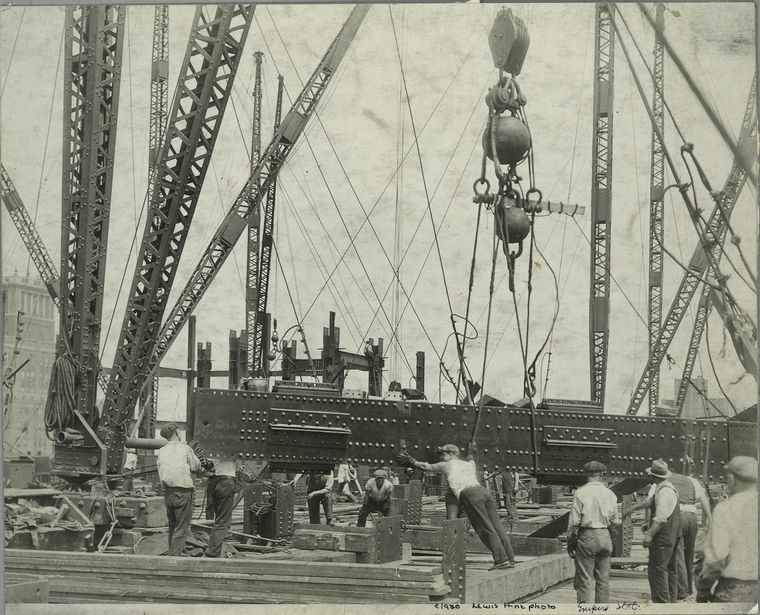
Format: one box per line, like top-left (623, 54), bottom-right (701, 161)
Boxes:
top-left (645, 459), bottom-right (671, 479)
top-left (437, 444), bottom-right (459, 455)
top-left (373, 469), bottom-right (387, 478)
top-left (724, 456), bottom-right (758, 482)
top-left (583, 460), bottom-right (607, 475)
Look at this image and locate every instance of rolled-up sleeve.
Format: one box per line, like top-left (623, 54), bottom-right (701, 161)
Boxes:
top-left (653, 487), bottom-right (678, 524)
top-left (568, 494), bottom-right (582, 532)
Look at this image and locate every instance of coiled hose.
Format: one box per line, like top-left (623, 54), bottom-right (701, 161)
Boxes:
top-left (43, 355), bottom-right (78, 435)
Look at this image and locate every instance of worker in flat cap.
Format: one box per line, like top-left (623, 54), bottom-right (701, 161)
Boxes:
top-left (156, 423), bottom-right (202, 556)
top-left (697, 456), bottom-right (757, 604)
top-left (640, 459), bottom-right (682, 603)
top-left (567, 460), bottom-right (620, 604)
top-left (357, 469), bottom-right (393, 527)
top-left (396, 442), bottom-right (515, 571)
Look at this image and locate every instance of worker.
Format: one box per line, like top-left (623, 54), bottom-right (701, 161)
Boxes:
top-left (566, 460), bottom-right (620, 604)
top-left (203, 457), bottom-right (237, 558)
top-left (397, 443), bottom-right (515, 571)
top-left (293, 471), bottom-right (334, 525)
top-left (122, 449), bottom-right (138, 492)
top-left (641, 459), bottom-right (681, 603)
top-left (697, 456), bottom-right (757, 604)
top-left (357, 469), bottom-right (393, 527)
top-left (332, 461), bottom-right (359, 504)
top-left (156, 423), bottom-right (202, 556)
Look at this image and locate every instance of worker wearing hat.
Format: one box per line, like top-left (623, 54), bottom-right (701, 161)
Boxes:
top-left (357, 469), bottom-right (393, 527)
top-left (156, 423), bottom-right (202, 556)
top-left (642, 459), bottom-right (682, 603)
top-left (567, 460), bottom-right (619, 604)
top-left (396, 442), bottom-right (515, 571)
top-left (697, 456), bottom-right (757, 604)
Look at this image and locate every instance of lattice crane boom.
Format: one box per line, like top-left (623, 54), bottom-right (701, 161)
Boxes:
top-left (151, 5), bottom-right (370, 371)
top-left (626, 76), bottom-right (757, 415)
top-left (589, 4), bottom-right (615, 408)
top-left (96, 5), bottom-right (256, 473)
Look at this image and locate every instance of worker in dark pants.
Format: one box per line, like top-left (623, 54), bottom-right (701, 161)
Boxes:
top-left (397, 443), bottom-right (515, 571)
top-left (642, 459), bottom-right (681, 603)
top-left (156, 423), bottom-right (202, 556)
top-left (294, 471), bottom-right (334, 525)
top-left (357, 469), bottom-right (393, 527)
top-left (204, 458), bottom-right (237, 557)
top-left (567, 461), bottom-right (620, 604)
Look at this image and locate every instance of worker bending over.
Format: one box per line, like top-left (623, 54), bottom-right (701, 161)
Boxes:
top-left (156, 423), bottom-right (202, 556)
top-left (203, 457), bottom-right (237, 558)
top-left (397, 443), bottom-right (515, 571)
top-left (357, 469), bottom-right (393, 527)
top-left (293, 471), bottom-right (334, 525)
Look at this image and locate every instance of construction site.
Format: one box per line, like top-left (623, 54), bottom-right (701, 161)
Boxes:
top-left (1, 2), bottom-right (757, 612)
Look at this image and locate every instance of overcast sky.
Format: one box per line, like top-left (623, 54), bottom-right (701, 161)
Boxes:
top-left (1, 2), bottom-right (756, 420)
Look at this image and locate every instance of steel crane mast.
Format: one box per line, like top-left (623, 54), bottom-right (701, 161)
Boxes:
top-left (151, 5), bottom-right (370, 371)
top-left (1, 164), bottom-right (60, 305)
top-left (96, 5), bottom-right (255, 474)
top-left (646, 2), bottom-right (665, 415)
top-left (674, 77), bottom-right (758, 413)
top-left (589, 4), bottom-right (615, 408)
top-left (59, 5), bottom-right (125, 427)
top-left (245, 50), bottom-right (264, 380)
top-left (252, 74), bottom-right (285, 377)
top-left (626, 76), bottom-right (757, 415)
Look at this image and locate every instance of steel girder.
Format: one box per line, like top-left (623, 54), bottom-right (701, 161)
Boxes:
top-left (192, 388), bottom-right (755, 483)
top-left (152, 5), bottom-right (370, 370)
top-left (646, 3), bottom-right (665, 415)
top-left (98, 5), bottom-right (255, 473)
top-left (148, 5), bottom-right (169, 186)
top-left (252, 75), bottom-right (285, 377)
top-left (589, 4), bottom-right (614, 408)
top-left (60, 5), bottom-right (125, 424)
top-left (627, 76), bottom-right (757, 415)
top-left (1, 163), bottom-right (60, 304)
top-left (245, 51), bottom-right (264, 380)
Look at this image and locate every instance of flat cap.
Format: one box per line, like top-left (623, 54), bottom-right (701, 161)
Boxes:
top-left (583, 460), bottom-right (607, 474)
top-left (724, 456), bottom-right (757, 482)
top-left (438, 444), bottom-right (459, 455)
top-left (373, 469), bottom-right (388, 478)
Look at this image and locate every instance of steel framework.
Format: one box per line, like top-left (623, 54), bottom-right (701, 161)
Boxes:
top-left (97, 5), bottom-right (255, 472)
top-left (252, 75), bottom-right (285, 377)
top-left (60, 5), bottom-right (125, 425)
top-left (152, 5), bottom-right (370, 370)
top-left (245, 51), bottom-right (264, 380)
top-left (627, 76), bottom-right (757, 415)
top-left (646, 3), bottom-right (665, 415)
top-left (1, 163), bottom-right (60, 304)
top-left (589, 4), bottom-right (615, 407)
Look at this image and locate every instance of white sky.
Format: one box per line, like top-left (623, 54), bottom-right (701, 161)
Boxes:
top-left (1, 3), bottom-right (757, 421)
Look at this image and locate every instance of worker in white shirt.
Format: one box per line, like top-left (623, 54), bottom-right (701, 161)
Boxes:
top-left (357, 469), bottom-right (393, 526)
top-left (332, 462), bottom-right (359, 504)
top-left (697, 456), bottom-right (757, 604)
top-left (204, 457), bottom-right (237, 557)
top-left (397, 442), bottom-right (515, 571)
top-left (567, 460), bottom-right (620, 604)
top-left (641, 459), bottom-right (681, 603)
top-left (156, 424), bottom-right (202, 556)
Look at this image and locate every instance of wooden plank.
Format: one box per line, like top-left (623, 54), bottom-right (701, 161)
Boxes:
top-left (403, 528), bottom-right (561, 556)
top-left (5, 549), bottom-right (441, 580)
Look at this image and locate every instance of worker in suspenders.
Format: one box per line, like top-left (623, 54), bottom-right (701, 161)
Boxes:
top-left (642, 459), bottom-right (682, 603)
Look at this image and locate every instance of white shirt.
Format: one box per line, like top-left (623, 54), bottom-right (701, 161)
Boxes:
top-left (442, 459), bottom-right (479, 498)
top-left (652, 481), bottom-right (679, 525)
top-left (157, 440), bottom-right (201, 489)
top-left (703, 488), bottom-right (758, 581)
top-left (568, 481), bottom-right (619, 532)
top-left (364, 478), bottom-right (393, 502)
top-left (214, 459), bottom-right (237, 478)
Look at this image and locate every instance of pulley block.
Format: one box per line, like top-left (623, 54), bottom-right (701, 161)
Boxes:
top-left (488, 8), bottom-right (530, 76)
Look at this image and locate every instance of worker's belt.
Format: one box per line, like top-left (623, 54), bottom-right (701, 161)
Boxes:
top-left (681, 504), bottom-right (698, 514)
top-left (579, 526), bottom-right (610, 531)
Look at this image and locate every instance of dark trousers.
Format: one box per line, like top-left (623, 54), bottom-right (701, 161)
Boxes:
top-left (164, 485), bottom-right (194, 556)
top-left (574, 528), bottom-right (613, 603)
top-left (459, 485), bottom-right (515, 565)
top-left (676, 511), bottom-right (699, 597)
top-left (205, 476), bottom-right (236, 557)
top-left (445, 489), bottom-right (466, 520)
top-left (308, 493), bottom-right (332, 525)
top-left (648, 535), bottom-right (681, 603)
top-left (357, 498), bottom-right (390, 527)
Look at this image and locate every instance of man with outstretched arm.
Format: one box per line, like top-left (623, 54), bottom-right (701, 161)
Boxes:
top-left (397, 442), bottom-right (515, 571)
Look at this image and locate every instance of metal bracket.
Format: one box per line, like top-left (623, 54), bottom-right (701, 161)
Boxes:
top-left (442, 518), bottom-right (466, 603)
top-left (375, 514), bottom-right (403, 564)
